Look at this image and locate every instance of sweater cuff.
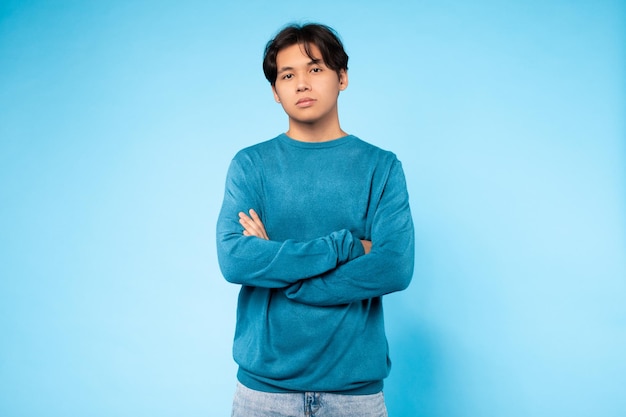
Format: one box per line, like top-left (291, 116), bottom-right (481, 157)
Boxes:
top-left (346, 230), bottom-right (366, 261)
top-left (328, 229), bottom-right (365, 265)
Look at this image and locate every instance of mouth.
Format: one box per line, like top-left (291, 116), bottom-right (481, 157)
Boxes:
top-left (296, 98), bottom-right (316, 107)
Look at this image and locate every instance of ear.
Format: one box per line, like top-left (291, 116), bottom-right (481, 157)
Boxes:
top-left (338, 70), bottom-right (348, 91)
top-left (272, 85), bottom-right (281, 103)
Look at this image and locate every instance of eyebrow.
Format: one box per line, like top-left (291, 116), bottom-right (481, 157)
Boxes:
top-left (277, 59), bottom-right (322, 74)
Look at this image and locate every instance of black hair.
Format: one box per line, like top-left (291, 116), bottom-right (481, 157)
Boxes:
top-left (263, 23), bottom-right (349, 86)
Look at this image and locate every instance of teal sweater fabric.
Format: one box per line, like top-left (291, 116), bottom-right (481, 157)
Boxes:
top-left (216, 133), bottom-right (414, 394)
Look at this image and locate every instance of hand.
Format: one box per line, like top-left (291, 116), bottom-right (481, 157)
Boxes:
top-left (239, 209), bottom-right (269, 240)
top-left (360, 239), bottom-right (372, 254)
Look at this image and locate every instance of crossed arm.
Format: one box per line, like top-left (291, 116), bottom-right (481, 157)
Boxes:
top-left (239, 209), bottom-right (372, 254)
top-left (218, 157), bottom-right (414, 306)
top-left (237, 200), bottom-right (412, 307)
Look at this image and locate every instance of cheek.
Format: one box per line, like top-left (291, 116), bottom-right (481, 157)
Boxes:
top-left (276, 87), bottom-right (293, 100)
top-left (273, 84), bottom-right (287, 97)
top-left (323, 85), bottom-right (342, 98)
top-left (321, 79), bottom-right (341, 93)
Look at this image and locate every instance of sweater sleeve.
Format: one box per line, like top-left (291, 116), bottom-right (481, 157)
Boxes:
top-left (216, 156), bottom-right (366, 288)
top-left (282, 160), bottom-right (415, 306)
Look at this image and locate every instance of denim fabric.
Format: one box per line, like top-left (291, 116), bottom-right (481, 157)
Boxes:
top-left (231, 382), bottom-right (388, 417)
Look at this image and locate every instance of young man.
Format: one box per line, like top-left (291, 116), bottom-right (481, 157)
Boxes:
top-left (216, 23), bottom-right (414, 417)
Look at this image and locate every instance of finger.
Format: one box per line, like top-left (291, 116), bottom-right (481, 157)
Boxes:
top-left (248, 209), bottom-right (269, 239)
top-left (249, 209), bottom-right (261, 221)
top-left (240, 216), bottom-right (261, 235)
top-left (239, 212), bottom-right (266, 238)
top-left (238, 210), bottom-right (269, 240)
top-left (239, 211), bottom-right (260, 227)
top-left (238, 212), bottom-right (255, 230)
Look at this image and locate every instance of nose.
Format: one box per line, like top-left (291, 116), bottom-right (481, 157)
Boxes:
top-left (296, 74), bottom-right (310, 92)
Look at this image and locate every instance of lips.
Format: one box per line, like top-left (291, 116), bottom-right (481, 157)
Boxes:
top-left (296, 97), bottom-right (316, 107)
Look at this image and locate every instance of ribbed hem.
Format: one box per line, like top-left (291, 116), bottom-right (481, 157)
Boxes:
top-left (237, 368), bottom-right (384, 395)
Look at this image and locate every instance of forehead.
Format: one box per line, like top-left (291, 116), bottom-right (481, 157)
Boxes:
top-left (276, 43), bottom-right (322, 68)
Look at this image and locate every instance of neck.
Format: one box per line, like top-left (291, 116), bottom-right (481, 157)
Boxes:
top-left (286, 115), bottom-right (346, 143)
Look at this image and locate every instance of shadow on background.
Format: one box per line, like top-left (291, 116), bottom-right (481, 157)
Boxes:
top-left (384, 299), bottom-right (440, 416)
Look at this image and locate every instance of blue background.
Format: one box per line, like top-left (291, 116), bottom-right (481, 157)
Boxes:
top-left (1, 1), bottom-right (625, 416)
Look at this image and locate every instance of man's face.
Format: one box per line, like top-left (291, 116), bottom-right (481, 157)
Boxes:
top-left (272, 43), bottom-right (348, 127)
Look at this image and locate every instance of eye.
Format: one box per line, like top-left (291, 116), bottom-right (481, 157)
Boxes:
top-left (311, 67), bottom-right (322, 73)
top-left (282, 73), bottom-right (293, 80)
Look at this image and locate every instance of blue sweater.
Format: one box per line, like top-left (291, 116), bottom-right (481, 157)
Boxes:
top-left (216, 133), bottom-right (414, 394)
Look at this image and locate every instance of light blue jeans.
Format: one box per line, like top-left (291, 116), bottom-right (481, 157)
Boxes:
top-left (231, 382), bottom-right (388, 417)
